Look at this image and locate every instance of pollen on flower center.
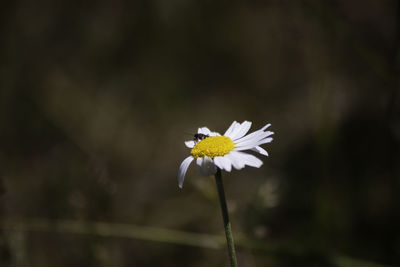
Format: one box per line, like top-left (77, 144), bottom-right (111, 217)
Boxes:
top-left (191, 136), bottom-right (235, 158)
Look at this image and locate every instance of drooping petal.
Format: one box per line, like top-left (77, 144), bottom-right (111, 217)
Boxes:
top-left (213, 156), bottom-right (223, 170)
top-left (196, 156), bottom-right (216, 176)
top-left (196, 157), bottom-right (203, 167)
top-left (185, 140), bottom-right (195, 148)
top-left (221, 156), bottom-right (233, 172)
top-left (234, 151), bottom-right (263, 168)
top-left (214, 156), bottom-right (232, 172)
top-left (225, 152), bottom-right (245, 170)
top-left (196, 157), bottom-right (203, 175)
top-left (230, 121), bottom-right (252, 141)
top-left (178, 156), bottom-right (194, 188)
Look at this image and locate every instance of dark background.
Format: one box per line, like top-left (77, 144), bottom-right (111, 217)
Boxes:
top-left (1, 0), bottom-right (400, 266)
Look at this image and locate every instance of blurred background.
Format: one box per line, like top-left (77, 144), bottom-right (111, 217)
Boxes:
top-left (1, 0), bottom-right (400, 266)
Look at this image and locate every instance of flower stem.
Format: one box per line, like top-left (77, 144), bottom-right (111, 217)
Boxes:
top-left (215, 168), bottom-right (238, 267)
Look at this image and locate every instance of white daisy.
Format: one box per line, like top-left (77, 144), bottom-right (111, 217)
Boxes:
top-left (178, 121), bottom-right (274, 188)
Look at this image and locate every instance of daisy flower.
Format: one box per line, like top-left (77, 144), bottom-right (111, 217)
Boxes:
top-left (178, 121), bottom-right (273, 188)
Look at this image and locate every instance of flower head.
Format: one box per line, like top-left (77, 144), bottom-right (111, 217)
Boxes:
top-left (178, 121), bottom-right (274, 188)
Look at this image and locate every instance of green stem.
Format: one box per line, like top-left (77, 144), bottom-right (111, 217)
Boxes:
top-left (215, 168), bottom-right (238, 267)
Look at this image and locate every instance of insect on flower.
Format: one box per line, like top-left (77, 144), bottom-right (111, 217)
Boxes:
top-left (178, 120), bottom-right (274, 188)
top-left (193, 133), bottom-right (209, 142)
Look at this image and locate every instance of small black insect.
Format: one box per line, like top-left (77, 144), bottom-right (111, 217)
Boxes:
top-left (194, 133), bottom-right (209, 142)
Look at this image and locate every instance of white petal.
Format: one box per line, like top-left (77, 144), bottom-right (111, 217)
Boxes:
top-left (227, 122), bottom-right (244, 139)
top-left (234, 127), bottom-right (273, 145)
top-left (225, 152), bottom-right (245, 170)
top-left (198, 127), bottom-right (211, 135)
top-left (214, 156), bottom-right (232, 172)
top-left (234, 130), bottom-right (265, 145)
top-left (209, 131), bottom-right (221, 137)
top-left (185, 140), bottom-right (195, 148)
top-left (234, 134), bottom-right (273, 151)
top-left (234, 143), bottom-right (265, 152)
top-left (259, 137), bottom-right (273, 145)
top-left (178, 156), bottom-right (194, 188)
top-left (213, 156), bottom-right (223, 170)
top-left (234, 136), bottom-right (261, 149)
top-left (234, 151), bottom-right (263, 168)
top-left (196, 157), bottom-right (204, 175)
top-left (251, 146), bottom-right (268, 156)
top-left (225, 122), bottom-right (241, 138)
top-left (221, 156), bottom-right (233, 172)
top-left (262, 123), bottom-right (271, 130)
top-left (224, 121), bottom-right (238, 137)
top-left (197, 156), bottom-right (216, 176)
top-left (230, 121), bottom-right (252, 140)
top-left (264, 131), bottom-right (274, 137)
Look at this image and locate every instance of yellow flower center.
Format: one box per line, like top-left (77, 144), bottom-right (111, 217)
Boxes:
top-left (190, 136), bottom-right (235, 158)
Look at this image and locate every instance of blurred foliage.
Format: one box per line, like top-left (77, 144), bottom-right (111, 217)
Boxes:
top-left (1, 0), bottom-right (400, 266)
